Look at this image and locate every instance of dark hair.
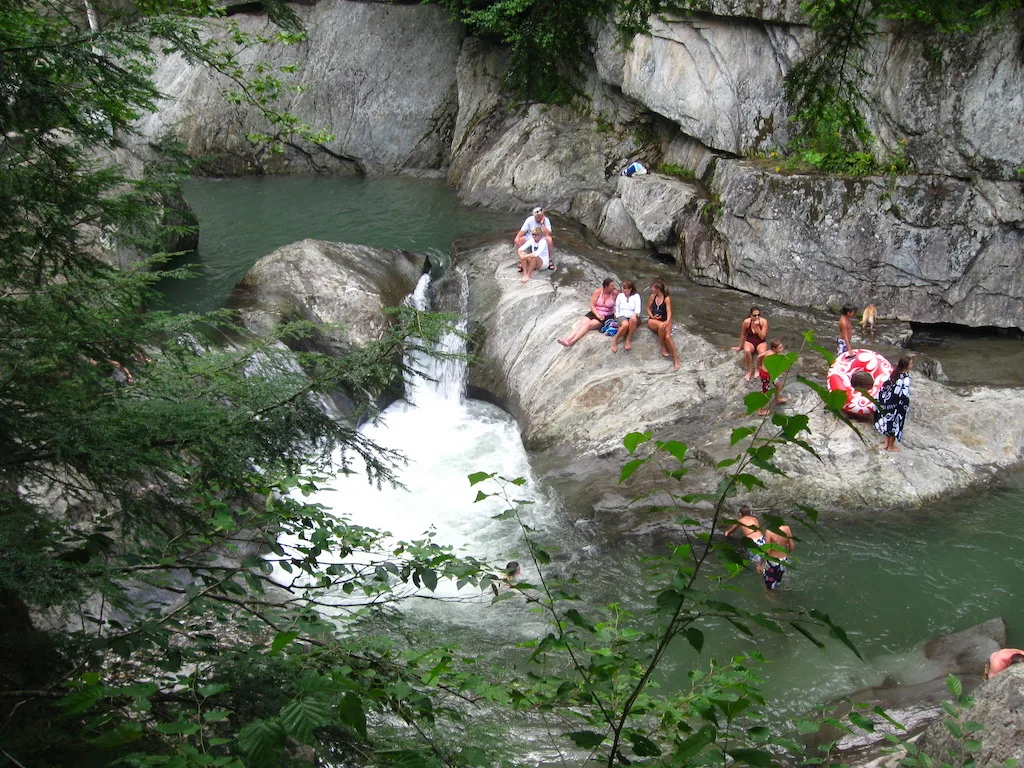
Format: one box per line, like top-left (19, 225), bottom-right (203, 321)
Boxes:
top-left (886, 357), bottom-right (912, 385)
top-left (602, 278), bottom-right (615, 289)
top-left (1010, 654), bottom-right (1024, 666)
top-left (505, 561), bottom-right (520, 574)
top-left (738, 504), bottom-right (751, 515)
top-left (769, 339), bottom-right (783, 350)
top-left (749, 306), bottom-right (761, 316)
top-left (651, 280), bottom-right (669, 296)
top-left (622, 280), bottom-right (635, 293)
top-left (841, 304), bottom-right (855, 315)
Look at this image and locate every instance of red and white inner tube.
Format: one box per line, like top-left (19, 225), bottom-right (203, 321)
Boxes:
top-left (826, 349), bottom-right (894, 416)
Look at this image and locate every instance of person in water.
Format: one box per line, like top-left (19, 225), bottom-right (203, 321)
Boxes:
top-left (755, 339), bottom-right (788, 415)
top-left (984, 648), bottom-right (1024, 680)
top-left (514, 206), bottom-right (554, 271)
top-left (646, 281), bottom-right (680, 370)
top-left (517, 226), bottom-right (550, 282)
top-left (838, 305), bottom-right (856, 356)
top-left (724, 508), bottom-right (794, 590)
top-left (611, 281), bottom-right (642, 352)
top-left (557, 278), bottom-right (618, 347)
top-left (732, 307), bottom-right (768, 381)
top-left (874, 356), bottom-right (912, 452)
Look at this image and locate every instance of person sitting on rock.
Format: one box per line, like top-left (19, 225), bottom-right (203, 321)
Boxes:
top-left (646, 281), bottom-right (679, 370)
top-left (517, 227), bottom-right (550, 283)
top-left (514, 206), bottom-right (554, 271)
top-left (558, 278), bottom-right (618, 347)
top-left (984, 648), bottom-right (1024, 679)
top-left (610, 281), bottom-right (641, 352)
top-left (732, 307), bottom-right (768, 382)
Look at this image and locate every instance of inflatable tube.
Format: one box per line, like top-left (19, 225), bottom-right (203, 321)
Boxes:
top-left (827, 349), bottom-right (893, 416)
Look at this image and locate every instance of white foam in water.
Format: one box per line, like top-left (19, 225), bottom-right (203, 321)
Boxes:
top-left (277, 272), bottom-right (552, 627)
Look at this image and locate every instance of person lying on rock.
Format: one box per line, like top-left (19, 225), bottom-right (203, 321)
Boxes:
top-left (517, 227), bottom-right (550, 283)
top-left (611, 281), bottom-right (641, 352)
top-left (558, 278), bottom-right (618, 347)
top-left (646, 281), bottom-right (679, 370)
top-left (514, 206), bottom-right (554, 271)
top-left (732, 306), bottom-right (768, 381)
top-left (985, 648), bottom-right (1024, 679)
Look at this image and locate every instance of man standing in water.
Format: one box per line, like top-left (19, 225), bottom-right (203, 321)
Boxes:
top-left (724, 507), bottom-right (795, 590)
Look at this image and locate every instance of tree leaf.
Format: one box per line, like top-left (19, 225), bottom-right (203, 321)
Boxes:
top-left (629, 732), bottom-right (662, 757)
top-left (467, 472), bottom-right (493, 486)
top-left (684, 627), bottom-right (704, 653)
top-left (279, 697), bottom-right (331, 744)
top-left (238, 719), bottom-right (288, 764)
top-left (565, 730), bottom-right (606, 748)
top-left (657, 440), bottom-right (688, 464)
top-left (730, 426), bottom-right (756, 446)
top-left (620, 458), bottom-right (646, 483)
top-left (270, 631), bottom-right (299, 654)
top-left (623, 431), bottom-right (652, 454)
top-left (946, 674), bottom-right (963, 697)
top-left (339, 692), bottom-right (367, 738)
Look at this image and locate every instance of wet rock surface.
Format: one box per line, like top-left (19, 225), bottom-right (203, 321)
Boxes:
top-left (456, 231), bottom-right (1024, 519)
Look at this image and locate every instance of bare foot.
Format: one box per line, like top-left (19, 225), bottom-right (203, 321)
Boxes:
top-left (558, 338), bottom-right (571, 347)
top-left (775, 397), bottom-right (789, 404)
top-left (758, 408), bottom-right (770, 416)
top-left (519, 276), bottom-right (530, 283)
top-left (886, 445), bottom-right (901, 452)
top-left (661, 348), bottom-right (670, 357)
top-left (744, 371), bottom-right (753, 382)
top-left (624, 342), bottom-right (632, 351)
top-left (611, 342), bottom-right (619, 353)
top-left (672, 360), bottom-right (680, 371)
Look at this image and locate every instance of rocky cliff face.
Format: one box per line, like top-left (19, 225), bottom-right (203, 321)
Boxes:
top-left (137, 1), bottom-right (1024, 328)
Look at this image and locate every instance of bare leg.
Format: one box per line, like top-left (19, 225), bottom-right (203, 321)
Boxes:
top-left (774, 380), bottom-right (788, 403)
top-left (743, 342), bottom-right (755, 381)
top-left (660, 324), bottom-right (680, 370)
top-left (545, 235), bottom-right (555, 268)
top-left (559, 318), bottom-right (599, 347)
top-left (611, 323), bottom-right (626, 352)
top-left (624, 316), bottom-right (638, 350)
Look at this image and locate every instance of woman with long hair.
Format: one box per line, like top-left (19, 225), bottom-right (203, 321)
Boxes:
top-left (732, 307), bottom-right (768, 381)
top-left (646, 281), bottom-right (679, 370)
top-left (874, 356), bottom-right (913, 452)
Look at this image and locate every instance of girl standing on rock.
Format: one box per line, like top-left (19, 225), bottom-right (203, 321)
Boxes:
top-left (557, 278), bottom-right (618, 347)
top-left (646, 281), bottom-right (679, 370)
top-left (874, 356), bottom-right (912, 452)
top-left (732, 307), bottom-right (768, 381)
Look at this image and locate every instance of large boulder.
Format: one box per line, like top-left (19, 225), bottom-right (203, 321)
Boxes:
top-left (914, 663), bottom-right (1024, 768)
top-left (136, 0), bottom-right (464, 174)
top-left (232, 239), bottom-right (425, 351)
top-left (457, 234), bottom-right (1024, 514)
top-left (703, 162), bottom-right (1024, 330)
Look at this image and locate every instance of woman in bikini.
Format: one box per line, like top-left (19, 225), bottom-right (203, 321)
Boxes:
top-left (557, 278), bottom-right (618, 347)
top-left (646, 281), bottom-right (679, 370)
top-left (732, 306), bottom-right (768, 381)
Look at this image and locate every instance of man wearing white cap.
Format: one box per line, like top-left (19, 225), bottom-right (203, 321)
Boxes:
top-left (514, 206), bottom-right (555, 271)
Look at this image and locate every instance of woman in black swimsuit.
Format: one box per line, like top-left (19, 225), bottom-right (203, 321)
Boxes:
top-left (731, 306), bottom-right (768, 381)
top-left (646, 281), bottom-right (679, 370)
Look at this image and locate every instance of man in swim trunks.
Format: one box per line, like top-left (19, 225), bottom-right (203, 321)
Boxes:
top-left (724, 506), bottom-right (766, 565)
top-left (984, 648), bottom-right (1024, 679)
top-left (724, 508), bottom-right (794, 590)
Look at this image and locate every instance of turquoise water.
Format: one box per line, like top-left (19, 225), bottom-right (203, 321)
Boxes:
top-left (156, 175), bottom-right (519, 313)
top-left (167, 176), bottom-right (1024, 718)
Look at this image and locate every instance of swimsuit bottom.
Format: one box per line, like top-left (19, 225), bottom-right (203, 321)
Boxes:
top-left (763, 561), bottom-right (786, 590)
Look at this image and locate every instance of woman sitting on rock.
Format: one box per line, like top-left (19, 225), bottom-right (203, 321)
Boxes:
top-left (517, 226), bottom-right (550, 283)
top-left (732, 306), bottom-right (768, 381)
top-left (557, 278), bottom-right (618, 347)
top-left (611, 281), bottom-right (642, 353)
top-left (646, 281), bottom-right (679, 370)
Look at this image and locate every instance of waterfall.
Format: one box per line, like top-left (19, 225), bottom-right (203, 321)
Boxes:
top-left (403, 271), bottom-right (468, 408)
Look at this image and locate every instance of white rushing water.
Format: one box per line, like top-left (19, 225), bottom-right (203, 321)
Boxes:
top-left (289, 272), bottom-right (558, 631)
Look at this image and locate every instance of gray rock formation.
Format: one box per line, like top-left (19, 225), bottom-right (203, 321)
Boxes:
top-left (703, 162), bottom-right (1024, 329)
top-left (914, 664), bottom-right (1024, 768)
top-left (138, 0), bottom-right (464, 175)
top-left (232, 239), bottom-right (425, 350)
top-left (458, 234), bottom-right (1024, 513)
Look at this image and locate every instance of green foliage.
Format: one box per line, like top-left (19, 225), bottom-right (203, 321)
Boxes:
top-left (658, 162), bottom-right (698, 180)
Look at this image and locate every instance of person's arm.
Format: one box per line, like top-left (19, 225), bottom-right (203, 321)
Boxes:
top-left (758, 318), bottom-right (768, 340)
top-left (732, 318), bottom-right (748, 350)
top-left (630, 294), bottom-right (642, 316)
top-left (646, 293), bottom-right (654, 316)
top-left (517, 240), bottom-right (532, 256)
top-left (664, 296), bottom-right (672, 324)
top-left (589, 289), bottom-right (602, 317)
top-left (614, 293), bottom-right (625, 316)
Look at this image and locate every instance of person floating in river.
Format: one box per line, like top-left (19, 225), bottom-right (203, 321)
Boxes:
top-left (985, 648), bottom-right (1024, 680)
top-left (646, 281), bottom-right (680, 370)
top-left (732, 307), bottom-right (768, 381)
top-left (838, 305), bottom-right (856, 356)
top-left (558, 278), bottom-right (618, 347)
top-left (517, 226), bottom-right (550, 283)
top-left (756, 339), bottom-right (788, 415)
top-left (514, 206), bottom-right (554, 271)
top-left (611, 281), bottom-right (641, 353)
top-left (874, 356), bottom-right (912, 452)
